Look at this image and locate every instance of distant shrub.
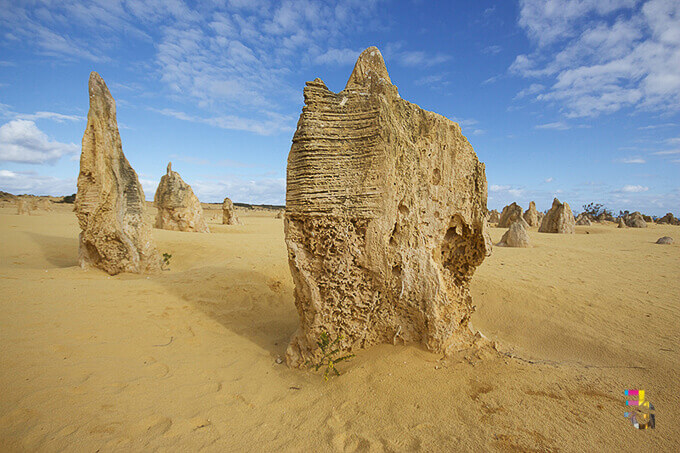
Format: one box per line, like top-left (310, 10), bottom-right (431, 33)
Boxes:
top-left (60, 193), bottom-right (76, 203)
top-left (582, 202), bottom-right (613, 218)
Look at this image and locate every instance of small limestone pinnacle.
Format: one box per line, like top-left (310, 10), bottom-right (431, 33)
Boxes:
top-left (167, 162), bottom-right (172, 175)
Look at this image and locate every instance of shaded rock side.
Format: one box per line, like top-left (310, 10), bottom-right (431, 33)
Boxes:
top-left (75, 72), bottom-right (160, 275)
top-left (154, 163), bottom-right (210, 233)
top-left (618, 218), bottom-right (627, 228)
top-left (488, 209), bottom-right (500, 224)
top-left (538, 198), bottom-right (575, 234)
top-left (656, 212), bottom-right (679, 225)
top-left (284, 47), bottom-right (490, 367)
top-left (222, 197), bottom-right (241, 225)
top-left (498, 221), bottom-right (531, 248)
top-left (523, 201), bottom-right (539, 227)
top-left (622, 211), bottom-right (647, 228)
top-left (498, 202), bottom-right (523, 228)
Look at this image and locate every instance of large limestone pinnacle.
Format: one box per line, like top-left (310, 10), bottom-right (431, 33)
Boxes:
top-left (153, 162), bottom-right (210, 233)
top-left (284, 47), bottom-right (491, 367)
top-left (75, 72), bottom-right (161, 275)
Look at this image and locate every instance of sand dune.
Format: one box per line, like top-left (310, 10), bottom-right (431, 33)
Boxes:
top-left (1, 205), bottom-right (678, 451)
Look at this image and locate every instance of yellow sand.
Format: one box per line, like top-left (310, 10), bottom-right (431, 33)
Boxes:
top-left (1, 204), bottom-right (678, 451)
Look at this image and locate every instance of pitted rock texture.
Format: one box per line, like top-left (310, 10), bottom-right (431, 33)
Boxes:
top-left (498, 221), bottom-right (531, 248)
top-left (656, 236), bottom-right (673, 245)
top-left (284, 47), bottom-right (490, 367)
top-left (538, 198), bottom-right (575, 234)
top-left (523, 201), bottom-right (539, 227)
top-left (498, 202), bottom-right (524, 228)
top-left (488, 209), bottom-right (500, 224)
top-left (222, 197), bottom-right (241, 225)
top-left (154, 163), bottom-right (209, 233)
top-left (75, 72), bottom-right (160, 275)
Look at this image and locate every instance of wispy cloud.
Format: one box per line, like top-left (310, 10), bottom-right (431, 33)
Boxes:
top-left (619, 157), bottom-right (647, 164)
top-left (535, 121), bottom-right (570, 130)
top-left (620, 184), bottom-right (649, 193)
top-left (652, 149), bottom-right (680, 155)
top-left (151, 108), bottom-right (294, 136)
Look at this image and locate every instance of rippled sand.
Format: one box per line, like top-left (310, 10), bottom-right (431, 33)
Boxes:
top-left (1, 204), bottom-right (678, 451)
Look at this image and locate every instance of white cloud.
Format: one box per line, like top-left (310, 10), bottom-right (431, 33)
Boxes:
top-left (472, 129), bottom-right (486, 136)
top-left (0, 169), bottom-right (76, 195)
top-left (535, 121), bottom-right (570, 130)
top-left (652, 149), bottom-right (680, 155)
top-left (544, 177), bottom-right (554, 183)
top-left (191, 176), bottom-right (286, 204)
top-left (490, 184), bottom-right (510, 191)
top-left (451, 117), bottom-right (479, 127)
top-left (621, 184), bottom-right (649, 193)
top-left (0, 120), bottom-right (79, 164)
top-left (512, 0), bottom-right (680, 117)
top-left (637, 122), bottom-right (675, 130)
top-left (620, 157), bottom-right (647, 164)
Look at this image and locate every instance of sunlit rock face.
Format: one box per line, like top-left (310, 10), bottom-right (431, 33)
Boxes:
top-left (75, 72), bottom-right (160, 275)
top-left (154, 162), bottom-right (210, 233)
top-left (284, 47), bottom-right (491, 367)
top-left (538, 198), bottom-right (575, 234)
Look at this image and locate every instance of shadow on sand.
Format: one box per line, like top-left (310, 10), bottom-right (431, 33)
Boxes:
top-left (159, 265), bottom-right (298, 357)
top-left (25, 232), bottom-right (79, 268)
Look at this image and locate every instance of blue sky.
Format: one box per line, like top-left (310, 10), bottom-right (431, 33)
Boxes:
top-left (0, 0), bottom-right (679, 215)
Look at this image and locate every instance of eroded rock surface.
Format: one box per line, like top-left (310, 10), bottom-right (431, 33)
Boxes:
top-left (621, 211), bottom-right (647, 228)
top-left (222, 197), bottom-right (241, 225)
top-left (488, 209), bottom-right (500, 224)
top-left (523, 201), bottom-right (539, 227)
top-left (154, 163), bottom-right (209, 233)
top-left (75, 72), bottom-right (160, 275)
top-left (576, 213), bottom-right (592, 226)
top-left (656, 236), bottom-right (674, 245)
top-left (656, 212), bottom-right (679, 225)
top-left (538, 198), bottom-right (575, 234)
top-left (284, 47), bottom-right (490, 367)
top-left (498, 202), bottom-right (524, 228)
top-left (498, 221), bottom-right (531, 248)
top-left (16, 199), bottom-right (29, 215)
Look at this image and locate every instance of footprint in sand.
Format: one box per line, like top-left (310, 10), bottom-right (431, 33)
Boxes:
top-left (134, 415), bottom-right (173, 437)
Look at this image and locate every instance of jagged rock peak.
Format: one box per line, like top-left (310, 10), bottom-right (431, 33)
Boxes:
top-left (345, 46), bottom-right (392, 90)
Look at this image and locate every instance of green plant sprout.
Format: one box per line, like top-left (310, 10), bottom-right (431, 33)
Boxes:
top-left (308, 331), bottom-right (354, 381)
top-left (161, 253), bottom-right (172, 270)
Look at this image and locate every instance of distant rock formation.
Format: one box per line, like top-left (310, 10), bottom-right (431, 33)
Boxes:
top-left (642, 214), bottom-right (653, 223)
top-left (16, 198), bottom-right (29, 215)
top-left (275, 211), bottom-right (283, 219)
top-left (621, 211), bottom-right (647, 228)
top-left (523, 201), bottom-right (539, 227)
top-left (488, 209), bottom-right (500, 224)
top-left (498, 202), bottom-right (523, 228)
top-left (75, 72), bottom-right (160, 275)
top-left (656, 236), bottom-right (673, 245)
top-left (618, 218), bottom-right (627, 228)
top-left (656, 212), bottom-right (679, 225)
top-left (284, 47), bottom-right (491, 367)
top-left (154, 163), bottom-right (210, 233)
top-left (538, 198), bottom-right (575, 234)
top-left (575, 213), bottom-right (592, 226)
top-left (222, 197), bottom-right (241, 225)
top-left (37, 198), bottom-right (52, 211)
top-left (596, 212), bottom-right (615, 222)
top-left (498, 221), bottom-right (531, 248)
